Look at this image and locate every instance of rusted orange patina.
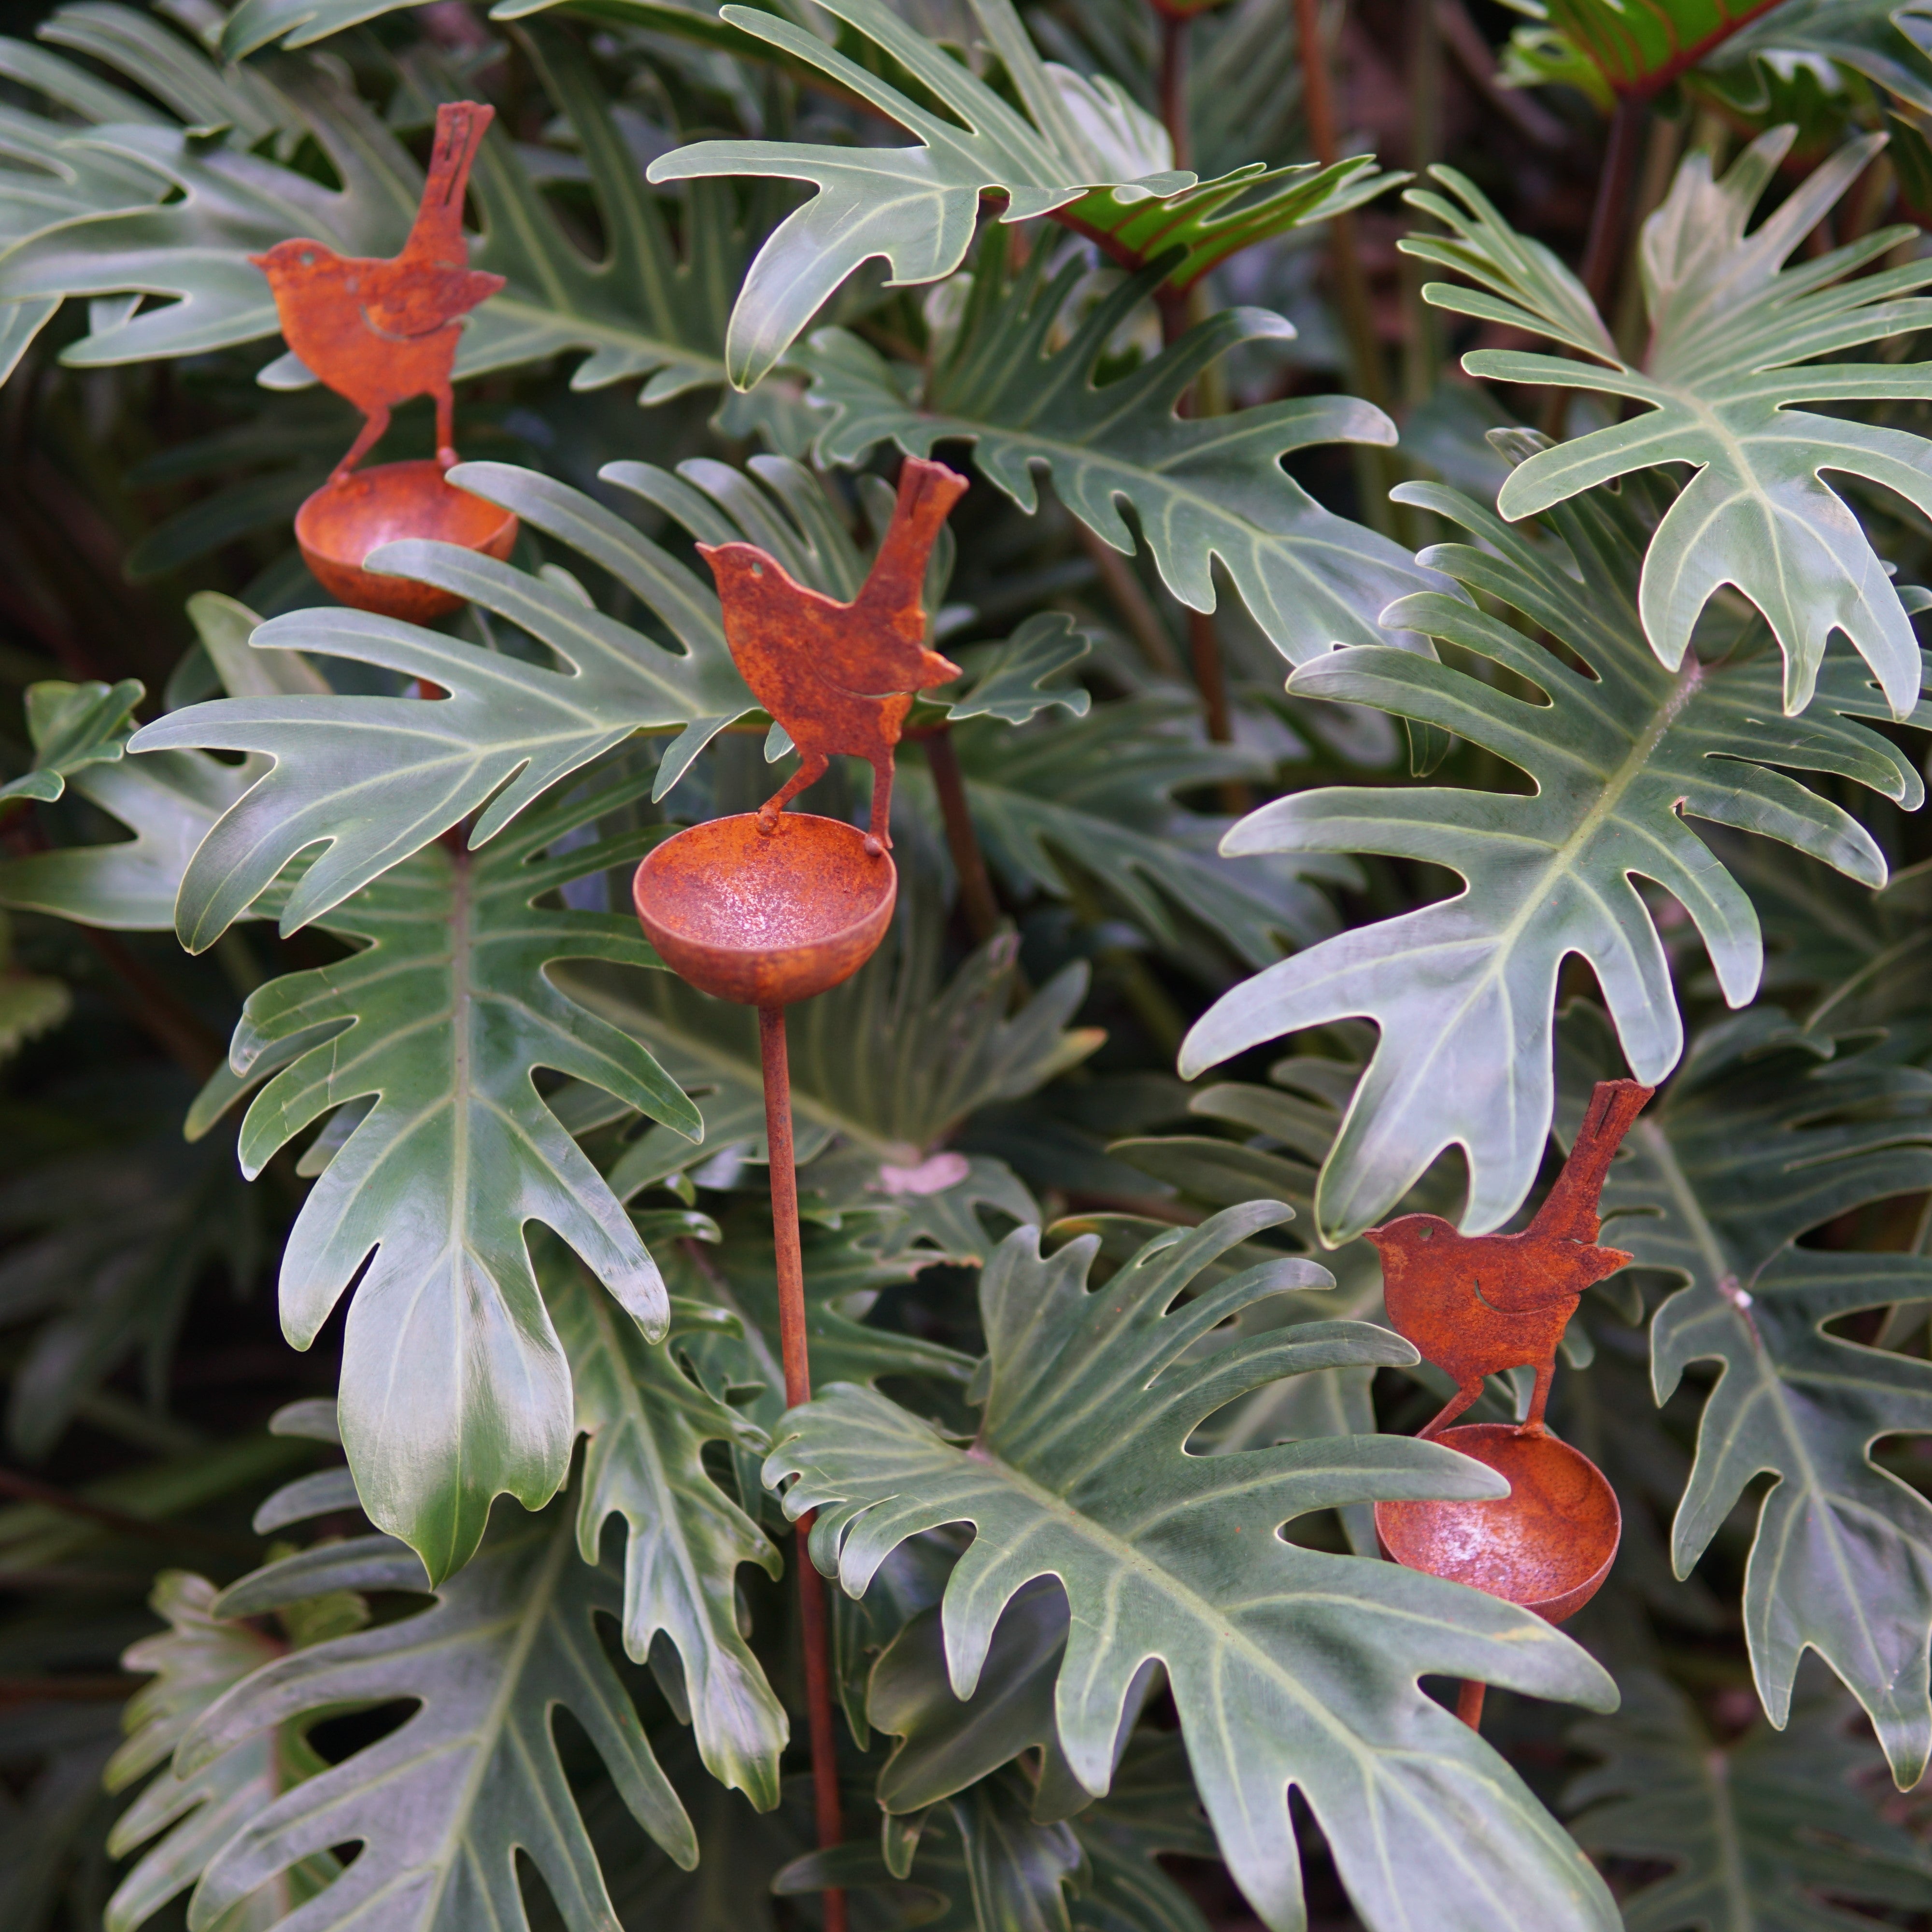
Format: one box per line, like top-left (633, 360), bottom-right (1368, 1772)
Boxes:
top-left (294, 459), bottom-right (515, 624)
top-left (632, 812), bottom-right (896, 1008)
top-left (1365, 1079), bottom-right (1653, 1440)
top-left (700, 457), bottom-right (967, 853)
top-left (1377, 1425), bottom-right (1621, 1625)
top-left (1368, 1081), bottom-right (1652, 1713)
top-left (254, 100), bottom-right (513, 620)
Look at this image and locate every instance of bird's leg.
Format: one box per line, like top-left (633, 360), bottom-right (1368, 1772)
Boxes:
top-left (757, 750), bottom-right (828, 834)
top-left (433, 384), bottom-right (457, 470)
top-left (332, 406), bottom-right (391, 483)
top-left (1520, 1357), bottom-right (1556, 1437)
top-left (1419, 1378), bottom-right (1484, 1440)
top-left (865, 753), bottom-right (894, 856)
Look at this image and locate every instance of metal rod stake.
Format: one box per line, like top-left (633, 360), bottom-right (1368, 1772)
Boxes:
top-left (759, 1003), bottom-right (847, 1932)
top-left (1456, 1680), bottom-right (1487, 1730)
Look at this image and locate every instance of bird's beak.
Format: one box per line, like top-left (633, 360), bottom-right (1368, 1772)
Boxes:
top-left (247, 253), bottom-right (269, 270)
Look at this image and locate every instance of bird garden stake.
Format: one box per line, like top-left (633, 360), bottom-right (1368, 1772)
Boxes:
top-left (252, 100), bottom-right (514, 622)
top-left (630, 458), bottom-right (968, 1932)
top-left (1368, 1079), bottom-right (1653, 1730)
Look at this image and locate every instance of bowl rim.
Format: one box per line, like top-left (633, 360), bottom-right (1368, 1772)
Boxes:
top-left (1372, 1422), bottom-right (1620, 1614)
top-left (295, 461), bottom-right (517, 568)
top-left (633, 812), bottom-right (896, 959)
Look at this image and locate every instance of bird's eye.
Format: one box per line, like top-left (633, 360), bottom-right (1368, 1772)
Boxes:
top-left (1418, 1227), bottom-right (1431, 1240)
top-left (300, 251), bottom-right (315, 266)
top-left (751, 563), bottom-right (764, 578)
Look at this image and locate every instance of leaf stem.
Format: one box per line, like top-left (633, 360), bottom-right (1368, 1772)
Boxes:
top-left (923, 726), bottom-right (1003, 945)
top-left (1293, 0), bottom-right (1398, 537)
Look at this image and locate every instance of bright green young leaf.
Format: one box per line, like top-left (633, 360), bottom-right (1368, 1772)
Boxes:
top-left (1407, 130), bottom-right (1932, 719)
top-left (130, 460), bottom-right (754, 948)
top-left (1500, 0), bottom-right (1799, 96)
top-left (181, 1497), bottom-right (697, 1931)
top-left (1566, 1666), bottom-right (1932, 1929)
top-left (767, 1203), bottom-right (1621, 1932)
top-left (0, 678), bottom-right (142, 805)
top-left (1181, 464), bottom-right (1929, 1242)
top-left (544, 1260), bottom-right (788, 1809)
top-left (1583, 1009), bottom-right (1932, 1784)
top-left (905, 696), bottom-right (1345, 968)
top-left (104, 1571), bottom-right (340, 1932)
top-left (193, 772), bottom-right (699, 1583)
top-left (798, 233), bottom-right (1447, 668)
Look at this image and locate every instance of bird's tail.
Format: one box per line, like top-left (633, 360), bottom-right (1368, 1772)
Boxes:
top-left (405, 100), bottom-right (495, 266)
top-left (861, 457), bottom-right (969, 628)
top-left (1531, 1078), bottom-right (1654, 1243)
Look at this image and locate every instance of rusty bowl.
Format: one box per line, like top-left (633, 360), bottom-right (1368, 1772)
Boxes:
top-left (1375, 1424), bottom-right (1620, 1624)
top-left (632, 812), bottom-right (896, 1008)
top-left (295, 460), bottom-right (517, 623)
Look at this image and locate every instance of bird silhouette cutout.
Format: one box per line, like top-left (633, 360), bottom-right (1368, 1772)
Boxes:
top-left (700, 457), bottom-right (967, 854)
top-left (251, 101), bottom-right (504, 482)
top-left (1365, 1079), bottom-right (1653, 1438)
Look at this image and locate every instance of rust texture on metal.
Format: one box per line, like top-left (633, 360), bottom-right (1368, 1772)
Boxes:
top-left (253, 101), bottom-right (503, 478)
top-left (632, 812), bottom-right (896, 1008)
top-left (700, 456), bottom-right (967, 853)
top-left (758, 1005), bottom-right (847, 1932)
top-left (255, 101), bottom-right (514, 621)
top-left (1368, 1080), bottom-right (1652, 1710)
top-left (1365, 1078), bottom-right (1654, 1439)
top-left (293, 459), bottom-right (515, 624)
top-left (1377, 1425), bottom-right (1621, 1624)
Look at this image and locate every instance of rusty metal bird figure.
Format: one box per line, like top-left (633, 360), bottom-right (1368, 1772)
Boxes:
top-left (251, 101), bottom-right (504, 482)
top-left (699, 457), bottom-right (967, 855)
top-left (1365, 1079), bottom-right (1653, 1439)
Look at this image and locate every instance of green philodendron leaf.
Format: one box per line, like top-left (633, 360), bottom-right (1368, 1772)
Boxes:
top-left (1698, 0), bottom-right (1932, 114)
top-left (1407, 129), bottom-right (1932, 720)
top-left (191, 771), bottom-right (699, 1583)
top-left (1499, 0), bottom-right (1793, 95)
top-left (1180, 465), bottom-right (1929, 1242)
top-left (180, 1498), bottom-right (697, 1931)
top-left (904, 696), bottom-right (1346, 969)
top-left (942, 613), bottom-right (1093, 726)
top-left (1566, 1666), bottom-right (1932, 1929)
top-left (129, 461), bottom-right (754, 949)
top-left (1578, 1008), bottom-right (1932, 1784)
top-left (668, 1206), bottom-right (977, 1443)
top-left (570, 886), bottom-right (1100, 1179)
top-left (544, 1261), bottom-right (788, 1808)
top-left (0, 677), bottom-right (142, 805)
top-left (642, 0), bottom-right (1177, 386)
top-left (645, 0), bottom-right (1402, 384)
top-left (103, 1571), bottom-right (340, 1932)
top-left (797, 231), bottom-right (1448, 669)
top-left (766, 1203), bottom-right (1621, 1932)
top-left (0, 17), bottom-right (734, 398)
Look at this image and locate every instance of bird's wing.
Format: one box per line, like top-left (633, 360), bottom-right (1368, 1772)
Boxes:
top-left (363, 267), bottom-right (504, 339)
top-left (1467, 1245), bottom-right (1584, 1313)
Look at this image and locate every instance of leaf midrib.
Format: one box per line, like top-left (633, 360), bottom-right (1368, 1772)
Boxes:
top-left (426, 1520), bottom-right (571, 1920)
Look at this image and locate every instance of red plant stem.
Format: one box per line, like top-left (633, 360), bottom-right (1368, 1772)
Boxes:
top-left (1456, 1680), bottom-right (1487, 1729)
top-left (924, 726), bottom-right (1002, 945)
top-left (0, 1466), bottom-right (248, 1556)
top-left (757, 1004), bottom-right (846, 1932)
top-left (1293, 0), bottom-right (1396, 542)
top-left (1581, 98), bottom-right (1644, 313)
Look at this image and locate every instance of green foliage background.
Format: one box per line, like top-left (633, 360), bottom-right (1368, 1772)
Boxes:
top-left (6, 0), bottom-right (1932, 1926)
